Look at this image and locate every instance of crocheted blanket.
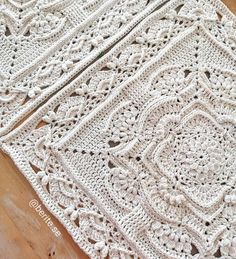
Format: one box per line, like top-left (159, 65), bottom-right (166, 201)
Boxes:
top-left (1, 0), bottom-right (236, 258)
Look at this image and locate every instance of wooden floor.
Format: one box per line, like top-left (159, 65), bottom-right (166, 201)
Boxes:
top-left (223, 0), bottom-right (236, 14)
top-left (0, 1), bottom-right (235, 258)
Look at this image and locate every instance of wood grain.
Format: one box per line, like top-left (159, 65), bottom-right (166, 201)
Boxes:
top-left (0, 151), bottom-right (89, 259)
top-left (223, 0), bottom-right (236, 14)
top-left (0, 1), bottom-right (235, 258)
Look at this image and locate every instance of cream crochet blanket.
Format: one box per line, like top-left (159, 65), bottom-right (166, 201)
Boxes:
top-left (1, 0), bottom-right (236, 258)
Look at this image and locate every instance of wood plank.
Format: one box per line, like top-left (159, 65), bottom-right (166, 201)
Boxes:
top-left (0, 151), bottom-right (88, 259)
top-left (223, 0), bottom-right (236, 14)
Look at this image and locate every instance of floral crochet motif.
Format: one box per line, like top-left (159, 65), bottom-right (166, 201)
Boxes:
top-left (1, 0), bottom-right (236, 258)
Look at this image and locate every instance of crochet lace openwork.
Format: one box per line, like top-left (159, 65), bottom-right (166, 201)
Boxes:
top-left (0, 0), bottom-right (236, 258)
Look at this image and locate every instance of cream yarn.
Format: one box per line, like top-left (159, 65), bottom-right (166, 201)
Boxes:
top-left (1, 0), bottom-right (236, 258)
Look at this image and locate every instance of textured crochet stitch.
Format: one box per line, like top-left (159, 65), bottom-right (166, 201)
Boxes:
top-left (0, 0), bottom-right (236, 258)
